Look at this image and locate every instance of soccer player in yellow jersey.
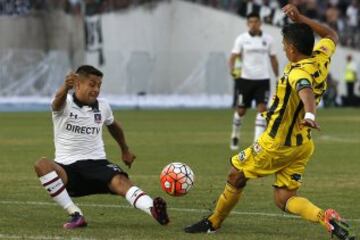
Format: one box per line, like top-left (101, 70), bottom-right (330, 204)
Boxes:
top-left (184, 4), bottom-right (356, 240)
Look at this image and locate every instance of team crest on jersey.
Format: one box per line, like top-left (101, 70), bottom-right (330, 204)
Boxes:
top-left (94, 113), bottom-right (102, 124)
top-left (262, 40), bottom-right (266, 46)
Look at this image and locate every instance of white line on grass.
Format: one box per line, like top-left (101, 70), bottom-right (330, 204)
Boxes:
top-left (0, 234), bottom-right (97, 240)
top-left (318, 135), bottom-right (360, 143)
top-left (1, 200), bottom-right (360, 222)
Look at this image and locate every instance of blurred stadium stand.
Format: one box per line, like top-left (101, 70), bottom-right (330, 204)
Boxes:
top-left (185, 0), bottom-right (360, 50)
top-left (0, 0), bottom-right (359, 109)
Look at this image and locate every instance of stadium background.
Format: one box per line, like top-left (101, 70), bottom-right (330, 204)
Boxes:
top-left (0, 0), bottom-right (359, 108)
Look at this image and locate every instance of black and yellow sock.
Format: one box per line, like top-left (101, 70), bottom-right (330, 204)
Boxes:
top-left (208, 183), bottom-right (243, 229)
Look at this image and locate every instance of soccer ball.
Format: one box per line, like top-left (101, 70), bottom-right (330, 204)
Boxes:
top-left (160, 162), bottom-right (195, 197)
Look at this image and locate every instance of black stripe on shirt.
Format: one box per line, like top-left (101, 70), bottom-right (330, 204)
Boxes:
top-left (284, 102), bottom-right (304, 146)
top-left (269, 82), bottom-right (292, 138)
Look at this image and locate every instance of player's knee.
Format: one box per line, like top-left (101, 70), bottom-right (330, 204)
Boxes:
top-left (274, 198), bottom-right (287, 211)
top-left (109, 174), bottom-right (133, 196)
top-left (273, 189), bottom-right (294, 211)
top-left (227, 169), bottom-right (247, 189)
top-left (34, 157), bottom-right (52, 173)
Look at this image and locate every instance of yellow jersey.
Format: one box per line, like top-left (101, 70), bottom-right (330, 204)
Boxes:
top-left (261, 38), bottom-right (336, 147)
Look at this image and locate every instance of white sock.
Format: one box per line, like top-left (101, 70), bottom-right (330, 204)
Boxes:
top-left (231, 111), bottom-right (242, 139)
top-left (39, 171), bottom-right (82, 215)
top-left (254, 113), bottom-right (266, 141)
top-left (125, 186), bottom-right (153, 216)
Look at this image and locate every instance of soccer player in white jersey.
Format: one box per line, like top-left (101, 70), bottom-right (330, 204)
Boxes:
top-left (229, 12), bottom-right (279, 150)
top-left (34, 65), bottom-right (169, 229)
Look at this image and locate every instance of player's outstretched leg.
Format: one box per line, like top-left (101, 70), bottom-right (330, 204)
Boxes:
top-left (110, 175), bottom-right (170, 225)
top-left (151, 197), bottom-right (170, 225)
top-left (63, 212), bottom-right (87, 229)
top-left (184, 217), bottom-right (216, 233)
top-left (185, 169), bottom-right (245, 234)
top-left (184, 183), bottom-right (242, 233)
top-left (285, 196), bottom-right (356, 240)
top-left (323, 209), bottom-right (356, 240)
top-left (34, 158), bottom-right (86, 229)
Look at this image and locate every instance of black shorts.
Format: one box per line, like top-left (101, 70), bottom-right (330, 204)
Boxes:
top-left (233, 78), bottom-right (270, 108)
top-left (57, 159), bottom-right (128, 197)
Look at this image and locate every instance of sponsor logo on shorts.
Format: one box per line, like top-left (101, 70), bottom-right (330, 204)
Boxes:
top-left (239, 151), bottom-right (246, 162)
top-left (253, 142), bottom-right (262, 153)
top-left (107, 163), bottom-right (121, 172)
top-left (291, 173), bottom-right (302, 182)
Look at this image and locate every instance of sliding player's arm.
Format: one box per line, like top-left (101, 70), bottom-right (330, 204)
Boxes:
top-left (107, 120), bottom-right (136, 168)
top-left (51, 73), bottom-right (77, 111)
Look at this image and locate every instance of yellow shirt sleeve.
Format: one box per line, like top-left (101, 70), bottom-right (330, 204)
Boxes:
top-left (288, 68), bottom-right (313, 91)
top-left (313, 38), bottom-right (336, 58)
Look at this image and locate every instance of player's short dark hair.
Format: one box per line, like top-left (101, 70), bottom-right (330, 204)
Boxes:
top-left (282, 23), bottom-right (314, 56)
top-left (247, 12), bottom-right (260, 20)
top-left (76, 65), bottom-right (103, 77)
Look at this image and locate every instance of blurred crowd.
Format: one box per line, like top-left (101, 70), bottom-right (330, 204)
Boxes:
top-left (0, 0), bottom-right (359, 49)
top-left (2, 0), bottom-right (358, 49)
top-left (187, 0), bottom-right (360, 49)
top-left (0, 0), bottom-right (163, 16)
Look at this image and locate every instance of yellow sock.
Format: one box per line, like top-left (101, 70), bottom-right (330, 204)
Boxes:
top-left (208, 183), bottom-right (242, 229)
top-left (286, 196), bottom-right (325, 225)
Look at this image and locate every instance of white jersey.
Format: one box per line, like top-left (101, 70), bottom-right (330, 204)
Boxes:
top-left (52, 94), bottom-right (114, 165)
top-left (231, 32), bottom-right (276, 80)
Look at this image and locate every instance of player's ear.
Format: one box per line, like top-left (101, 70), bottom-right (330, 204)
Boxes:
top-left (289, 44), bottom-right (296, 54)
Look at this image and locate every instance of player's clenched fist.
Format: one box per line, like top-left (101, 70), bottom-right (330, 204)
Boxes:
top-left (64, 72), bottom-right (78, 90)
top-left (122, 150), bottom-right (136, 169)
top-left (282, 4), bottom-right (302, 22)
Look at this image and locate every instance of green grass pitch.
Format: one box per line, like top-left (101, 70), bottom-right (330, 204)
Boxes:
top-left (0, 108), bottom-right (359, 240)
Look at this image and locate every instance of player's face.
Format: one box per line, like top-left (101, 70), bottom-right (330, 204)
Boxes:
top-left (247, 17), bottom-right (261, 34)
top-left (75, 74), bottom-right (102, 104)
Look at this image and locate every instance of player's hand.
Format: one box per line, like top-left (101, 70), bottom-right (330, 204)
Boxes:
top-left (282, 4), bottom-right (302, 22)
top-left (64, 72), bottom-right (78, 90)
top-left (122, 150), bottom-right (136, 168)
top-left (300, 119), bottom-right (320, 131)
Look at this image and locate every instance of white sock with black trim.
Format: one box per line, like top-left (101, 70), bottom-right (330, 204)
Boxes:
top-left (231, 112), bottom-right (242, 139)
top-left (39, 171), bottom-right (82, 215)
top-left (254, 113), bottom-right (266, 141)
top-left (125, 186), bottom-right (153, 215)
